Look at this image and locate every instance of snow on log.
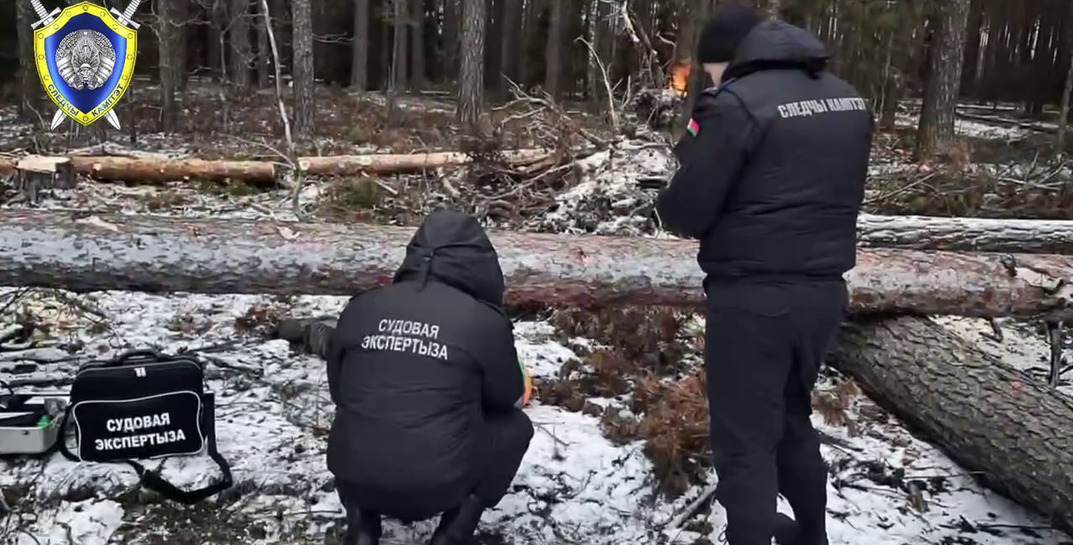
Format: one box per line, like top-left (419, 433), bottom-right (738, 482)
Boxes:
top-left (0, 211), bottom-right (1071, 318)
top-left (858, 214), bottom-right (1073, 254)
top-left (828, 316), bottom-right (1073, 536)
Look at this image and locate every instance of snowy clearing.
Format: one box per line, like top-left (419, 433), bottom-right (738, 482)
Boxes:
top-left (1, 289), bottom-right (1070, 545)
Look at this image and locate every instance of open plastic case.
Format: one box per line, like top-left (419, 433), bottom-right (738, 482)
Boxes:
top-left (0, 390), bottom-right (68, 456)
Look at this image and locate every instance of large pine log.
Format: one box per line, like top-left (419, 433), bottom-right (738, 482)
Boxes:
top-left (0, 211), bottom-right (1072, 319)
top-left (2, 151), bottom-right (551, 185)
top-left (828, 317), bottom-right (1073, 535)
top-left (857, 214), bottom-right (1073, 254)
top-left (298, 149), bottom-right (548, 177)
top-left (68, 156), bottom-right (278, 185)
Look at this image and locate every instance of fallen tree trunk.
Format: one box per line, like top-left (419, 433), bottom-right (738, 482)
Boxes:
top-left (828, 317), bottom-right (1073, 536)
top-left (68, 156), bottom-right (278, 185)
top-left (857, 214), bottom-right (1073, 254)
top-left (9, 150), bottom-right (551, 186)
top-left (299, 149), bottom-right (549, 176)
top-left (0, 211), bottom-right (1071, 318)
top-left (955, 110), bottom-right (1057, 134)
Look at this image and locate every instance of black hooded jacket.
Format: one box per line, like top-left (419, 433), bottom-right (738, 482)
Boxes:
top-left (657, 21), bottom-right (872, 283)
top-left (326, 210), bottom-right (524, 518)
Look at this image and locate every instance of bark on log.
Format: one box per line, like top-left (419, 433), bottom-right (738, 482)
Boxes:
top-left (10, 151), bottom-right (551, 185)
top-left (857, 214), bottom-right (1073, 254)
top-left (828, 317), bottom-right (1073, 535)
top-left (298, 149), bottom-right (548, 177)
top-left (68, 157), bottom-right (278, 185)
top-left (1, 211), bottom-right (1072, 319)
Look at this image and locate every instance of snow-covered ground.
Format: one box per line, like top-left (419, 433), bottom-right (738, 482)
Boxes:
top-left (1, 289), bottom-right (1070, 545)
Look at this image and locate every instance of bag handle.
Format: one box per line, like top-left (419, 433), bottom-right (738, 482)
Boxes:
top-left (55, 394), bottom-right (234, 505)
top-left (105, 349), bottom-right (168, 365)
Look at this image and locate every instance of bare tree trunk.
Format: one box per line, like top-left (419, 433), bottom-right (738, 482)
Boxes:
top-left (411, 0), bottom-right (427, 89)
top-left (499, 0), bottom-right (524, 96)
top-left (829, 317), bottom-right (1073, 537)
top-left (392, 0), bottom-right (410, 91)
top-left (457, 0), bottom-right (487, 125)
top-left (16, 0), bottom-right (36, 121)
top-left (484, 0), bottom-right (503, 99)
top-left (230, 0), bottom-right (252, 87)
top-left (166, 0), bottom-right (188, 96)
top-left (291, 0), bottom-right (316, 138)
top-left (351, 0), bottom-right (371, 89)
top-left (1057, 7), bottom-right (1073, 161)
top-left (156, 0), bottom-right (179, 132)
top-left (960, 0), bottom-right (984, 97)
top-left (917, 0), bottom-right (971, 160)
top-left (270, 0), bottom-right (290, 71)
top-left (257, 7), bottom-right (271, 87)
top-left (519, 0), bottom-right (545, 90)
top-left (443, 0), bottom-right (461, 79)
top-left (208, 0), bottom-right (226, 82)
top-left (545, 0), bottom-right (565, 100)
top-left (3, 211), bottom-right (1073, 320)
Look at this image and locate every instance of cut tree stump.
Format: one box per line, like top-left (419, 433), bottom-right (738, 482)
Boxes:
top-left (14, 156), bottom-right (76, 203)
top-left (828, 316), bottom-right (1073, 536)
top-left (0, 211), bottom-right (1071, 319)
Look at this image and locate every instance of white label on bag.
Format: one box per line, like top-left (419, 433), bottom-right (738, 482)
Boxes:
top-left (94, 429), bottom-right (187, 452)
top-left (105, 412), bottom-right (171, 433)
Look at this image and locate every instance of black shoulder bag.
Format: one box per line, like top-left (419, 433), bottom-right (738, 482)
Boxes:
top-left (57, 350), bottom-right (234, 504)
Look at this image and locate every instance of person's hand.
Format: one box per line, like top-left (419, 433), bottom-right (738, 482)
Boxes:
top-left (515, 362), bottom-right (534, 408)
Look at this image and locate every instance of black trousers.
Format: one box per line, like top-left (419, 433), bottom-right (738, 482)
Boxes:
top-left (704, 280), bottom-right (847, 545)
top-left (337, 407), bottom-right (533, 523)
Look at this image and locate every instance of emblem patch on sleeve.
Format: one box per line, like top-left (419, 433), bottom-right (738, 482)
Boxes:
top-left (687, 118), bottom-right (700, 137)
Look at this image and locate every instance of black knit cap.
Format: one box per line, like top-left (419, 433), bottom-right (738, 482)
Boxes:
top-left (696, 5), bottom-right (763, 64)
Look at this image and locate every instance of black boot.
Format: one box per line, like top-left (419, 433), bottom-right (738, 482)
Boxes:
top-left (429, 494), bottom-right (484, 545)
top-left (429, 507), bottom-right (460, 545)
top-left (773, 512), bottom-right (829, 545)
top-left (773, 513), bottom-right (799, 545)
top-left (342, 508), bottom-right (381, 545)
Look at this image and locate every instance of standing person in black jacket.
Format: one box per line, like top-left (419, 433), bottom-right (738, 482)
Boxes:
top-left (324, 210), bottom-right (533, 545)
top-left (656, 7), bottom-right (871, 545)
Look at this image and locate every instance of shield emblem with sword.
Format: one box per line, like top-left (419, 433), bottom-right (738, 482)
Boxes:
top-left (30, 0), bottom-right (143, 130)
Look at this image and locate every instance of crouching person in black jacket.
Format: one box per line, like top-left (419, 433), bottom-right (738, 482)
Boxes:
top-left (325, 210), bottom-right (534, 545)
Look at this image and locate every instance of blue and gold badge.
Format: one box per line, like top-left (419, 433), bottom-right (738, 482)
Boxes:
top-left (29, 0), bottom-right (142, 130)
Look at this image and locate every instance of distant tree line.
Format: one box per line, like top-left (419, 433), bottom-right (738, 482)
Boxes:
top-left (4, 0), bottom-right (1072, 157)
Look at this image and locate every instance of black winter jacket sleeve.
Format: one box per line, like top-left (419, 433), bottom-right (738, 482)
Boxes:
top-left (471, 314), bottom-right (525, 411)
top-left (657, 90), bottom-right (759, 239)
top-left (326, 295), bottom-right (361, 405)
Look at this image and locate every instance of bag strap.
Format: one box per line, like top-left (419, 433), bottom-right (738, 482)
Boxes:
top-left (127, 394), bottom-right (233, 504)
top-left (55, 394), bottom-right (234, 505)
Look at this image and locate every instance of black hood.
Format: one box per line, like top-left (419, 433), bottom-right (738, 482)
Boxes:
top-left (393, 210), bottom-right (506, 309)
top-left (723, 21), bottom-right (829, 82)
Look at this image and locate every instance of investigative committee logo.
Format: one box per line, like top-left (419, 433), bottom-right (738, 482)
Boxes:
top-left (29, 0), bottom-right (142, 130)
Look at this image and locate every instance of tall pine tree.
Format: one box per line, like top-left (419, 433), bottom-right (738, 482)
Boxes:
top-left (918, 0), bottom-right (971, 160)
